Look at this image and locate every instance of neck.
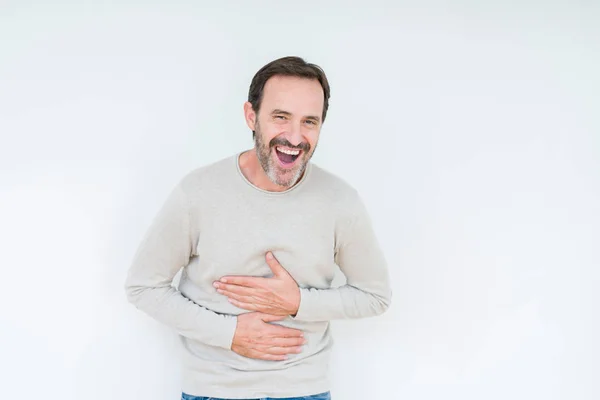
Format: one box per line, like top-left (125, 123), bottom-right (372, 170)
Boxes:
top-left (238, 148), bottom-right (303, 192)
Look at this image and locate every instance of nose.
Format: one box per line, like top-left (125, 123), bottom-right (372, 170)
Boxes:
top-left (286, 121), bottom-right (304, 147)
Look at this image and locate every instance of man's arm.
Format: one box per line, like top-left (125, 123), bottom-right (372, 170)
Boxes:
top-left (124, 180), bottom-right (238, 350)
top-left (215, 190), bottom-right (392, 321)
top-left (291, 190), bottom-right (392, 321)
top-left (125, 178), bottom-right (306, 359)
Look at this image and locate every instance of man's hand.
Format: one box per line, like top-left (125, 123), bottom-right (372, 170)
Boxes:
top-left (232, 312), bottom-right (306, 361)
top-left (213, 252), bottom-right (301, 316)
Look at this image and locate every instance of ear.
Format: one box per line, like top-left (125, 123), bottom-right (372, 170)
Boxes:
top-left (243, 101), bottom-right (257, 131)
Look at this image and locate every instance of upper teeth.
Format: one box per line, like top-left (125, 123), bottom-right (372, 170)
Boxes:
top-left (277, 147), bottom-right (300, 155)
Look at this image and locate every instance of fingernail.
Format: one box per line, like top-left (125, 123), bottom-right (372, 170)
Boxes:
top-left (220, 278), bottom-right (228, 283)
top-left (213, 282), bottom-right (219, 288)
top-left (266, 252), bottom-right (273, 259)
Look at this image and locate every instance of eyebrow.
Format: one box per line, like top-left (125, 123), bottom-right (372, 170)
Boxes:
top-left (271, 109), bottom-right (321, 123)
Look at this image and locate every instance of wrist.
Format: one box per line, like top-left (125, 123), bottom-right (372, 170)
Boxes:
top-left (289, 286), bottom-right (300, 316)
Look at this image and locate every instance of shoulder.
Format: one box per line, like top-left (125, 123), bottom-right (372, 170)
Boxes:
top-left (308, 163), bottom-right (364, 214)
top-left (309, 164), bottom-right (376, 247)
top-left (177, 154), bottom-right (236, 197)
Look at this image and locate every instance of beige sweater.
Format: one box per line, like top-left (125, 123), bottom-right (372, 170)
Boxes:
top-left (124, 152), bottom-right (392, 398)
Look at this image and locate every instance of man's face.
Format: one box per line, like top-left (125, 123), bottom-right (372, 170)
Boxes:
top-left (249, 75), bottom-right (324, 188)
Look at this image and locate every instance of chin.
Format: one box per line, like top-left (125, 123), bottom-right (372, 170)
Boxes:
top-left (269, 166), bottom-right (304, 188)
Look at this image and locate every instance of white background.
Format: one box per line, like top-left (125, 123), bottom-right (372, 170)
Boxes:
top-left (1, 1), bottom-right (598, 399)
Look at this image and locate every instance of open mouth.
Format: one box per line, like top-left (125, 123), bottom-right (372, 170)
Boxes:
top-left (274, 146), bottom-right (302, 166)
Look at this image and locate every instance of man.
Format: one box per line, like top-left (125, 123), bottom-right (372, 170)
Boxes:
top-left (124, 56), bottom-right (392, 400)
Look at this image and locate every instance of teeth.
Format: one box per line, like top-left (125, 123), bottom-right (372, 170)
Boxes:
top-left (277, 147), bottom-right (300, 156)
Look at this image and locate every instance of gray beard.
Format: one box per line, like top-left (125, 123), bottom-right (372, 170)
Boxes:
top-left (254, 130), bottom-right (308, 188)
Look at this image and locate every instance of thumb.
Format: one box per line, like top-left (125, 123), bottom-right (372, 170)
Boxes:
top-left (265, 251), bottom-right (288, 278)
top-left (259, 313), bottom-right (287, 323)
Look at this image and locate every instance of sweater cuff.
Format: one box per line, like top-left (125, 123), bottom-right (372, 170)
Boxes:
top-left (291, 288), bottom-right (319, 321)
top-left (212, 315), bottom-right (238, 350)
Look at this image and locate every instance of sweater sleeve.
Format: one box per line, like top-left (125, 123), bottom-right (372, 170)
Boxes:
top-left (292, 191), bottom-right (392, 321)
top-left (124, 180), bottom-right (237, 349)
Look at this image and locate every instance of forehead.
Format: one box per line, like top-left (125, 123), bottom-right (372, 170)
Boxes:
top-left (261, 75), bottom-right (324, 116)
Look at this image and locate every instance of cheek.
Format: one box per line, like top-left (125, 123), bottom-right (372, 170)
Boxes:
top-left (261, 124), bottom-right (282, 142)
top-left (306, 132), bottom-right (320, 150)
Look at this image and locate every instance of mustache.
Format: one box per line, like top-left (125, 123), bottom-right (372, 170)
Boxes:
top-left (269, 137), bottom-right (310, 152)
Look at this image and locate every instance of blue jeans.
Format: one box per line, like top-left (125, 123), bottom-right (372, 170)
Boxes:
top-left (181, 391), bottom-right (331, 400)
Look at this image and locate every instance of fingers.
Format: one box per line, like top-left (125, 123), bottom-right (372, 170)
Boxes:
top-left (258, 353), bottom-right (288, 361)
top-left (269, 336), bottom-right (307, 348)
top-left (215, 282), bottom-right (257, 295)
top-left (245, 342), bottom-right (305, 360)
top-left (227, 298), bottom-right (261, 312)
top-left (251, 351), bottom-right (288, 361)
top-left (215, 283), bottom-right (270, 305)
top-left (217, 276), bottom-right (265, 288)
top-left (236, 344), bottom-right (302, 361)
top-left (232, 312), bottom-right (307, 361)
top-left (218, 286), bottom-right (275, 313)
top-left (234, 345), bottom-right (289, 361)
top-left (265, 251), bottom-right (285, 277)
top-left (256, 345), bottom-right (304, 356)
top-left (269, 324), bottom-right (304, 338)
top-left (218, 288), bottom-right (261, 305)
